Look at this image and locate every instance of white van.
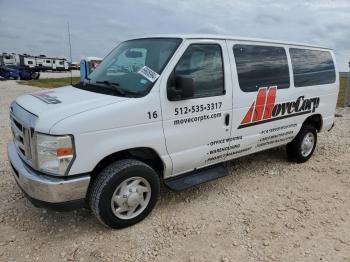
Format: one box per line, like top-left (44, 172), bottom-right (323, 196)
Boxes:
top-left (7, 35), bottom-right (339, 228)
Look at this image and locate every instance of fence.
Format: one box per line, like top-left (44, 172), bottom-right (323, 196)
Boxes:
top-left (339, 72), bottom-right (350, 107)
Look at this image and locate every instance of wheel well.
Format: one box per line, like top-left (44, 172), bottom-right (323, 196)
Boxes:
top-left (90, 148), bottom-right (165, 180)
top-left (303, 114), bottom-right (323, 132)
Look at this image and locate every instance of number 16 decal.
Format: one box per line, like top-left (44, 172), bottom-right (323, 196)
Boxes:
top-left (147, 111), bottom-right (158, 119)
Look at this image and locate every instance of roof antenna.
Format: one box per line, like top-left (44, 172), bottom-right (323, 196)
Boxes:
top-left (67, 21), bottom-right (73, 85)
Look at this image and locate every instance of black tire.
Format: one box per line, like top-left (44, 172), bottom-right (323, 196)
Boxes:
top-left (89, 159), bottom-right (160, 229)
top-left (30, 72), bottom-right (39, 79)
top-left (286, 124), bottom-right (317, 163)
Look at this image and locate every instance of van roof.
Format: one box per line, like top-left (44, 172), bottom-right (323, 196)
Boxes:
top-left (135, 34), bottom-right (332, 50)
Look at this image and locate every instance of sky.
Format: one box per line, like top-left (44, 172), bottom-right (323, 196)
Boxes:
top-left (0, 0), bottom-right (349, 71)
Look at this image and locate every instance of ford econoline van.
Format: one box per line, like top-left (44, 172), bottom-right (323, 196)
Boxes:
top-left (7, 35), bottom-right (339, 228)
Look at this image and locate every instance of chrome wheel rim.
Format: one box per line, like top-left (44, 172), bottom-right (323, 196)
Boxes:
top-left (301, 132), bottom-right (315, 157)
top-left (111, 177), bottom-right (151, 220)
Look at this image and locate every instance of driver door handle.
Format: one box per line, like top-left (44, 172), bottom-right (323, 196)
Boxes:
top-left (225, 113), bottom-right (230, 126)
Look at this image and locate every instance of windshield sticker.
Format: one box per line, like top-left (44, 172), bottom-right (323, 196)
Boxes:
top-left (138, 66), bottom-right (160, 83)
top-left (32, 91), bottom-right (61, 104)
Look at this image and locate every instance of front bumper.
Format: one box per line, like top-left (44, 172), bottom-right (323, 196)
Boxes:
top-left (7, 142), bottom-right (91, 210)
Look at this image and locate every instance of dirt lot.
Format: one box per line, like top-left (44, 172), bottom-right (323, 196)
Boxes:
top-left (0, 79), bottom-right (349, 262)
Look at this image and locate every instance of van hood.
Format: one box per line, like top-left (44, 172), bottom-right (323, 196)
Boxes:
top-left (15, 85), bottom-right (129, 133)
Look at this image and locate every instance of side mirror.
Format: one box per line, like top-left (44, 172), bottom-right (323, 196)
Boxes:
top-left (167, 75), bottom-right (194, 101)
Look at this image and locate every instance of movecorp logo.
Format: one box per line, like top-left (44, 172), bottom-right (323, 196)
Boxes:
top-left (239, 86), bottom-right (320, 129)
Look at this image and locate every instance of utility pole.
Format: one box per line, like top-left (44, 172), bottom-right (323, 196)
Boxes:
top-left (67, 22), bottom-right (73, 85)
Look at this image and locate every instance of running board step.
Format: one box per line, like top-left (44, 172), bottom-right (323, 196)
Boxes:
top-left (164, 164), bottom-right (228, 191)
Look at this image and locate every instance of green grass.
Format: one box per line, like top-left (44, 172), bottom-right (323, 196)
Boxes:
top-left (17, 77), bottom-right (80, 88)
top-left (338, 76), bottom-right (348, 107)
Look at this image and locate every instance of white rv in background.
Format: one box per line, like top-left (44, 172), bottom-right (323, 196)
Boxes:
top-left (1, 53), bottom-right (18, 66)
top-left (42, 58), bottom-right (53, 70)
top-left (19, 55), bottom-right (36, 69)
top-left (1, 53), bottom-right (71, 72)
top-left (35, 55), bottom-right (46, 70)
top-left (52, 58), bottom-right (69, 71)
top-left (35, 56), bottom-right (55, 71)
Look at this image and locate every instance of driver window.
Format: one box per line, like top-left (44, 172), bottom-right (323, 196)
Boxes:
top-left (174, 44), bottom-right (225, 99)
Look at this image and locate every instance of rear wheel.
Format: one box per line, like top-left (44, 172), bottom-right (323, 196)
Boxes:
top-left (89, 159), bottom-right (160, 229)
top-left (286, 125), bottom-right (317, 163)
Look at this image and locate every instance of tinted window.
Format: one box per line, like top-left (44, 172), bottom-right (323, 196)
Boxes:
top-left (174, 44), bottom-right (224, 98)
top-left (290, 48), bottom-right (336, 87)
top-left (233, 45), bottom-right (290, 92)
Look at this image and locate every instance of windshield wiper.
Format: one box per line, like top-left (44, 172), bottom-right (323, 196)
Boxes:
top-left (96, 80), bottom-right (126, 96)
top-left (95, 80), bottom-right (140, 97)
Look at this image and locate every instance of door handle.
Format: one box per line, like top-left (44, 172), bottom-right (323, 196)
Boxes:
top-left (225, 113), bottom-right (230, 126)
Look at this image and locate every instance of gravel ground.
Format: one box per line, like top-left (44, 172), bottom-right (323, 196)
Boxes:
top-left (0, 80), bottom-right (349, 262)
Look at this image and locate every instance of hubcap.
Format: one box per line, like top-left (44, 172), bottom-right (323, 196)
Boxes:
top-left (111, 177), bottom-right (151, 220)
top-left (301, 132), bottom-right (315, 157)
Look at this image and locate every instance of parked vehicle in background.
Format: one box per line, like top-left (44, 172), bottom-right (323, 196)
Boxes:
top-left (7, 35), bottom-right (339, 229)
top-left (0, 65), bottom-right (39, 80)
top-left (80, 57), bottom-right (102, 80)
top-left (35, 55), bottom-right (54, 71)
top-left (0, 65), bottom-right (21, 79)
top-left (19, 54), bottom-right (36, 69)
top-left (69, 62), bottom-right (80, 70)
top-left (3, 53), bottom-right (71, 72)
top-left (1, 53), bottom-right (19, 66)
top-left (52, 58), bottom-right (69, 71)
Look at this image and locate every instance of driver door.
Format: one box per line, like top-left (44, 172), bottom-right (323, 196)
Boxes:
top-left (160, 39), bottom-right (233, 177)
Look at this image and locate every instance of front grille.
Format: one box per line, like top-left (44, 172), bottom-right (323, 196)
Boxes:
top-left (10, 115), bottom-right (31, 160)
top-left (9, 102), bottom-right (38, 167)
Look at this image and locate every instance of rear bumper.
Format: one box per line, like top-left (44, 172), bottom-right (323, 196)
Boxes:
top-left (7, 142), bottom-right (91, 210)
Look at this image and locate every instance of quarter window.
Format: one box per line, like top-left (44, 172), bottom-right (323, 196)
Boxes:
top-left (289, 48), bottom-right (336, 87)
top-left (173, 44), bottom-right (225, 99)
top-left (233, 45), bottom-right (290, 92)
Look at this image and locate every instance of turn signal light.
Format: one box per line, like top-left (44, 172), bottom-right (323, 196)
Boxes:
top-left (56, 147), bottom-right (73, 157)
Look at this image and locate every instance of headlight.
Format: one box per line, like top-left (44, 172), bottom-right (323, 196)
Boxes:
top-left (35, 133), bottom-right (75, 176)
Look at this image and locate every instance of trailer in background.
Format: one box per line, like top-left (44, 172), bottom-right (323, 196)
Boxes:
top-left (42, 57), bottom-right (53, 70)
top-left (1, 53), bottom-right (18, 66)
top-left (19, 54), bottom-right (36, 69)
top-left (52, 58), bottom-right (69, 71)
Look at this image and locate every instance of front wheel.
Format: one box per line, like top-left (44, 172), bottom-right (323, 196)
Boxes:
top-left (89, 159), bottom-right (160, 229)
top-left (286, 125), bottom-right (317, 163)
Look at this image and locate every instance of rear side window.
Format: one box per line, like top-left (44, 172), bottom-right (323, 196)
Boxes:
top-left (174, 44), bottom-right (224, 98)
top-left (290, 49), bottom-right (336, 87)
top-left (233, 45), bottom-right (290, 92)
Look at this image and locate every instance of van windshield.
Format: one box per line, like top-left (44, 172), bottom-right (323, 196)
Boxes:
top-left (84, 38), bottom-right (182, 97)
